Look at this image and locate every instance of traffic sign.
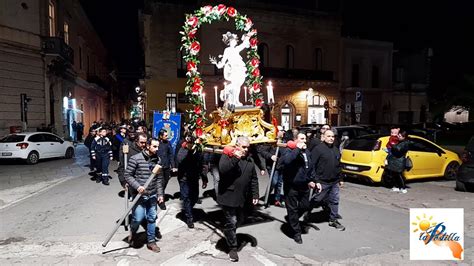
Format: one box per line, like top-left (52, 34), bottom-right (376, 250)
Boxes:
top-left (355, 113), bottom-right (361, 123)
top-left (345, 103), bottom-right (351, 113)
top-left (356, 91), bottom-right (362, 102)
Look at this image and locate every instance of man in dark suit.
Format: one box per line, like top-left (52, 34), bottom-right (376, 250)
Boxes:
top-left (218, 136), bottom-right (259, 262)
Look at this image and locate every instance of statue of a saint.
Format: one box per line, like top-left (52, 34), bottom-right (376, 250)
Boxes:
top-left (210, 32), bottom-right (250, 107)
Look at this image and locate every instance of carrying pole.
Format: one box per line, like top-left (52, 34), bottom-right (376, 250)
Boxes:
top-left (264, 146), bottom-right (280, 207)
top-left (102, 164), bottom-right (161, 247)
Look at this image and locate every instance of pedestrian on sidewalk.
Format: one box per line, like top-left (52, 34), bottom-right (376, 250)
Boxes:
top-left (91, 127), bottom-right (113, 185)
top-left (310, 129), bottom-right (345, 231)
top-left (176, 134), bottom-right (208, 228)
top-left (113, 125), bottom-right (128, 161)
top-left (84, 127), bottom-right (97, 174)
top-left (218, 136), bottom-right (259, 262)
top-left (124, 138), bottom-right (164, 253)
top-left (385, 131), bottom-right (411, 194)
top-left (280, 133), bottom-right (318, 244)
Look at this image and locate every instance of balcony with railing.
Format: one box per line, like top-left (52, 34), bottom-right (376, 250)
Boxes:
top-left (41, 37), bottom-right (74, 64)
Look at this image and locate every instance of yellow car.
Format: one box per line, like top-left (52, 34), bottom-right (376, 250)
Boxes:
top-left (340, 135), bottom-right (462, 183)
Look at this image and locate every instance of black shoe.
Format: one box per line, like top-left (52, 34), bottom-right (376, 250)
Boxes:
top-left (90, 176), bottom-right (97, 181)
top-left (229, 249), bottom-right (239, 262)
top-left (102, 180), bottom-right (110, 186)
top-left (187, 222), bottom-right (194, 229)
top-left (155, 228), bottom-right (162, 240)
top-left (96, 178), bottom-right (101, 183)
top-left (329, 219), bottom-right (345, 231)
top-left (293, 234), bottom-right (303, 244)
top-left (300, 223), bottom-right (309, 234)
top-left (158, 202), bottom-right (166, 210)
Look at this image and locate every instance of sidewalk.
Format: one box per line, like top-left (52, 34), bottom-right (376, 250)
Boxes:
top-left (0, 144), bottom-right (92, 209)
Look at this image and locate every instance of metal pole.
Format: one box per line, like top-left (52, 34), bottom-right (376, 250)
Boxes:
top-left (122, 144), bottom-right (129, 230)
top-left (102, 164), bottom-right (161, 247)
top-left (264, 146), bottom-right (280, 207)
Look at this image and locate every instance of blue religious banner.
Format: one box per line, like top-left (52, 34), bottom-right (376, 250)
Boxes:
top-left (152, 111), bottom-right (182, 153)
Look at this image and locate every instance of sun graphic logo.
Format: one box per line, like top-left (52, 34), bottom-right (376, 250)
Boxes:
top-left (410, 208), bottom-right (464, 260)
top-left (412, 213), bottom-right (437, 233)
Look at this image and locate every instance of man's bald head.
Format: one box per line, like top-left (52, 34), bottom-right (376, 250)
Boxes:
top-left (323, 129), bottom-right (335, 145)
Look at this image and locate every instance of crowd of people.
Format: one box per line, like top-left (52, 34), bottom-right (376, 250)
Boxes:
top-left (80, 120), bottom-right (350, 261)
top-left (78, 119), bottom-right (417, 262)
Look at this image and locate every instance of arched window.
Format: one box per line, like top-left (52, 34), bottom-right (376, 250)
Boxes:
top-left (280, 102), bottom-right (293, 130)
top-left (286, 45), bottom-right (294, 69)
top-left (258, 43), bottom-right (269, 67)
top-left (314, 48), bottom-right (323, 70)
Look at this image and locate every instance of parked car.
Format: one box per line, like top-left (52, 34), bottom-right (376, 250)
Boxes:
top-left (340, 134), bottom-right (462, 183)
top-left (297, 123), bottom-right (323, 134)
top-left (333, 125), bottom-right (375, 140)
top-left (456, 136), bottom-right (474, 192)
top-left (0, 132), bottom-right (75, 164)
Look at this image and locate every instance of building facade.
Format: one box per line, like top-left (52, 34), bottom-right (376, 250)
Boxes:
top-left (140, 1), bottom-right (342, 129)
top-left (0, 0), bottom-right (120, 138)
top-left (340, 38), bottom-right (394, 125)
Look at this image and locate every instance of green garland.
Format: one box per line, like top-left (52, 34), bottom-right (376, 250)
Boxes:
top-left (180, 4), bottom-right (264, 149)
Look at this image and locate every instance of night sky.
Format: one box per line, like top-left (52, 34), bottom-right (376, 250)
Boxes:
top-left (81, 0), bottom-right (474, 90)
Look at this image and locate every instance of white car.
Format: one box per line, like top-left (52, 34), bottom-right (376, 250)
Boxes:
top-left (0, 132), bottom-right (75, 164)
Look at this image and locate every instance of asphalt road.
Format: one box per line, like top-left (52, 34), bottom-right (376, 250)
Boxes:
top-left (0, 145), bottom-right (473, 264)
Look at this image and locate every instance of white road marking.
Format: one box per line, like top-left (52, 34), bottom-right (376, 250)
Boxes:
top-left (0, 176), bottom-right (75, 210)
top-left (252, 253), bottom-right (276, 266)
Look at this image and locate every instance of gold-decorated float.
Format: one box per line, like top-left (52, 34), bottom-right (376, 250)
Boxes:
top-left (203, 107), bottom-right (277, 147)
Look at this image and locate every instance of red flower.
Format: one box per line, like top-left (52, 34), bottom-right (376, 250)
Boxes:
top-left (195, 128), bottom-right (203, 137)
top-left (190, 41), bottom-right (200, 55)
top-left (196, 117), bottom-right (204, 127)
top-left (186, 16), bottom-right (198, 28)
top-left (227, 7), bottom-right (237, 17)
top-left (194, 105), bottom-right (202, 115)
top-left (192, 83), bottom-right (201, 94)
top-left (249, 38), bottom-right (258, 48)
top-left (252, 82), bottom-right (261, 93)
top-left (193, 76), bottom-right (201, 84)
top-left (187, 61), bottom-right (197, 72)
top-left (245, 17), bottom-right (253, 30)
top-left (188, 28), bottom-right (197, 39)
top-left (255, 98), bottom-right (263, 107)
top-left (252, 68), bottom-right (260, 77)
top-left (217, 4), bottom-right (227, 15)
top-left (250, 58), bottom-right (259, 67)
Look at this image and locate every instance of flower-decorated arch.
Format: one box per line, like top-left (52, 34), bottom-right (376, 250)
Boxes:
top-left (180, 4), bottom-right (263, 140)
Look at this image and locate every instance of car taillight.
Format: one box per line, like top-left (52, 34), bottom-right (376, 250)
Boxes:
top-left (16, 142), bottom-right (29, 149)
top-left (373, 140), bottom-right (382, 151)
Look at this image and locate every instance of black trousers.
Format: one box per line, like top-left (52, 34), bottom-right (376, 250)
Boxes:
top-left (162, 167), bottom-right (171, 192)
top-left (222, 206), bottom-right (244, 249)
top-left (386, 169), bottom-right (406, 189)
top-left (284, 186), bottom-right (310, 236)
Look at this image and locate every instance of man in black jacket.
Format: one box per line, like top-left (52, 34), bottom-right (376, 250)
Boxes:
top-left (218, 136), bottom-right (259, 262)
top-left (118, 133), bottom-right (147, 188)
top-left (310, 129), bottom-right (345, 231)
top-left (157, 129), bottom-right (178, 197)
top-left (124, 138), bottom-right (164, 253)
top-left (84, 127), bottom-right (97, 174)
top-left (280, 133), bottom-right (320, 244)
top-left (176, 135), bottom-right (208, 228)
